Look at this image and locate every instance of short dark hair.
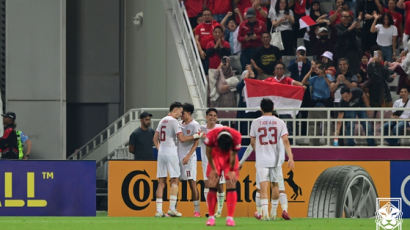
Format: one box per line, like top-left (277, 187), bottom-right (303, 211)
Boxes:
top-left (275, 62), bottom-right (285, 69)
top-left (169, 102), bottom-right (183, 112)
top-left (182, 103), bottom-right (194, 114)
top-left (338, 58), bottom-right (349, 65)
top-left (217, 131), bottom-right (233, 151)
top-left (262, 32), bottom-right (271, 37)
top-left (206, 108), bottom-right (218, 115)
top-left (340, 87), bottom-right (351, 94)
top-left (202, 8), bottom-right (212, 14)
top-left (399, 86), bottom-right (409, 92)
top-left (260, 98), bottom-right (274, 113)
top-left (213, 25), bottom-right (223, 32)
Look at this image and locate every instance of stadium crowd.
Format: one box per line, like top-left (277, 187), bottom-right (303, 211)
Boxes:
top-left (182, 0), bottom-right (410, 146)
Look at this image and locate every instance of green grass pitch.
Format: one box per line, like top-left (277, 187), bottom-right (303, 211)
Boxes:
top-left (0, 212), bottom-right (407, 230)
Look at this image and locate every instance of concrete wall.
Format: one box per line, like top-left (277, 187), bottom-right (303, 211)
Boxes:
top-left (124, 0), bottom-right (192, 111)
top-left (6, 0), bottom-right (66, 159)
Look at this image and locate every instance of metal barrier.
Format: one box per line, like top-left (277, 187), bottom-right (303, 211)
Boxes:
top-left (68, 107), bottom-right (410, 162)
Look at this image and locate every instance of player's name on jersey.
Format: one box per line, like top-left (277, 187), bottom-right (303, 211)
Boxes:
top-left (259, 120), bottom-right (278, 125)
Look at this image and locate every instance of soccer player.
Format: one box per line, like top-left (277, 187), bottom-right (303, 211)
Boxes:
top-left (249, 98), bottom-right (295, 220)
top-left (178, 103), bottom-right (202, 217)
top-left (200, 108), bottom-right (225, 217)
top-left (204, 126), bottom-right (242, 226)
top-left (153, 102), bottom-right (202, 217)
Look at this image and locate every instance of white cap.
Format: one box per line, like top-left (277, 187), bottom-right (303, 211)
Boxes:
top-left (297, 46), bottom-right (306, 51)
top-left (318, 27), bottom-right (328, 34)
top-left (321, 51), bottom-right (333, 61)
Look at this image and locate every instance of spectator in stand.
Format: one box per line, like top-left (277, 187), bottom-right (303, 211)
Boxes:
top-left (335, 87), bottom-right (376, 146)
top-left (357, 0), bottom-right (380, 52)
top-left (389, 40), bottom-right (410, 92)
top-left (367, 50), bottom-right (394, 109)
top-left (251, 32), bottom-right (282, 79)
top-left (238, 8), bottom-right (267, 70)
top-left (206, 26), bottom-right (231, 104)
top-left (334, 10), bottom-right (362, 74)
top-left (310, 27), bottom-right (335, 60)
top-left (208, 0), bottom-right (232, 22)
top-left (383, 87), bottom-right (410, 146)
top-left (183, 0), bottom-right (206, 29)
top-left (289, 0), bottom-right (311, 39)
top-left (397, 0), bottom-right (410, 50)
top-left (357, 53), bottom-right (370, 90)
top-left (234, 0), bottom-right (252, 22)
top-left (321, 51), bottom-right (335, 69)
top-left (270, 0), bottom-right (295, 55)
top-left (329, 0), bottom-right (354, 25)
top-left (375, 0), bottom-right (402, 45)
top-left (243, 0), bottom-right (269, 23)
top-left (221, 10), bottom-right (243, 72)
top-left (302, 62), bottom-right (333, 145)
top-left (310, 0), bottom-right (324, 21)
top-left (370, 13), bottom-right (398, 61)
top-left (194, 9), bottom-right (221, 74)
top-left (331, 58), bottom-right (359, 106)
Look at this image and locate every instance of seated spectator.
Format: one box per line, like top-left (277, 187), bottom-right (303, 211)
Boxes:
top-left (331, 58), bottom-right (359, 106)
top-left (269, 0), bottom-right (295, 55)
top-left (210, 57), bottom-right (239, 118)
top-left (208, 0), bottom-right (232, 22)
top-left (302, 62), bottom-right (333, 145)
top-left (194, 9), bottom-right (221, 73)
top-left (221, 11), bottom-right (243, 72)
top-left (238, 8), bottom-right (267, 69)
top-left (184, 0), bottom-right (206, 29)
top-left (310, 27), bottom-right (335, 59)
top-left (335, 87), bottom-right (376, 146)
top-left (367, 50), bottom-right (394, 110)
top-left (370, 13), bottom-right (398, 61)
top-left (251, 32), bottom-right (282, 79)
top-left (383, 87), bottom-right (410, 146)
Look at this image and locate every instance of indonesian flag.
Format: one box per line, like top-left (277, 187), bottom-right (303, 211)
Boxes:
top-left (244, 78), bottom-right (305, 117)
top-left (299, 15), bottom-right (316, 29)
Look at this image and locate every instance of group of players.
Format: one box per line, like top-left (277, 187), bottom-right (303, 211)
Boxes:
top-left (153, 98), bottom-right (295, 226)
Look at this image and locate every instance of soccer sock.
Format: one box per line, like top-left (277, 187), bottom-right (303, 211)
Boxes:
top-left (156, 198), bottom-right (163, 213)
top-left (217, 192), bottom-right (225, 213)
top-left (271, 199), bottom-right (279, 217)
top-left (226, 189), bottom-right (237, 218)
top-left (169, 195), bottom-right (177, 211)
top-left (279, 193), bottom-right (288, 212)
top-left (261, 199), bottom-right (269, 217)
top-left (207, 188), bottom-right (217, 216)
top-left (255, 192), bottom-right (261, 215)
top-left (204, 188), bottom-right (209, 202)
top-left (194, 200), bottom-right (200, 213)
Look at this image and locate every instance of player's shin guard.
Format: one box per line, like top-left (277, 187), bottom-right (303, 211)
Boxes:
top-left (226, 189), bottom-right (237, 218)
top-left (279, 193), bottom-right (288, 212)
top-left (217, 192), bottom-right (225, 213)
top-left (204, 188), bottom-right (209, 202)
top-left (255, 192), bottom-right (261, 215)
top-left (270, 199), bottom-right (279, 218)
top-left (207, 188), bottom-right (217, 217)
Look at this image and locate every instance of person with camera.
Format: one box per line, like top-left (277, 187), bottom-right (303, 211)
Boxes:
top-left (383, 87), bottom-right (410, 146)
top-left (238, 7), bottom-right (267, 70)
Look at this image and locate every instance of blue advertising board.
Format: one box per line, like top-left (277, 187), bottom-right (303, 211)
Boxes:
top-left (0, 160), bottom-right (96, 216)
top-left (390, 161), bottom-right (410, 218)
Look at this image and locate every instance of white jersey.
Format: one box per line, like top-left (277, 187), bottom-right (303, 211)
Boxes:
top-left (177, 119), bottom-right (201, 160)
top-left (250, 115), bottom-right (288, 168)
top-left (156, 115), bottom-right (181, 152)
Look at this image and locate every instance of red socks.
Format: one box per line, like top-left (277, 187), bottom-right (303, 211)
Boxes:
top-left (226, 189), bottom-right (237, 217)
top-left (207, 188), bottom-right (217, 216)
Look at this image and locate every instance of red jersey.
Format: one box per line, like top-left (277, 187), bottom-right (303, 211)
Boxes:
top-left (243, 6), bottom-right (268, 23)
top-left (384, 8), bottom-right (403, 35)
top-left (294, 0), bottom-right (311, 15)
top-left (329, 10), bottom-right (353, 25)
top-left (405, 2), bottom-right (410, 34)
top-left (265, 76), bottom-right (294, 85)
top-left (236, 0), bottom-right (252, 22)
top-left (237, 19), bottom-right (267, 49)
top-left (208, 0), bottom-right (231, 15)
top-left (184, 0), bottom-right (205, 18)
top-left (194, 21), bottom-right (221, 49)
top-left (206, 39), bottom-right (231, 69)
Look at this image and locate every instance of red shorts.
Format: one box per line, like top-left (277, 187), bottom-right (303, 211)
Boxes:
top-left (206, 154), bottom-right (239, 180)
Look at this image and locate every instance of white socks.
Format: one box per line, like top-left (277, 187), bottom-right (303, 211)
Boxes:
top-left (261, 199), bottom-right (269, 217)
top-left (194, 200), bottom-right (200, 213)
top-left (255, 192), bottom-right (261, 215)
top-left (204, 188), bottom-right (209, 202)
top-left (270, 199), bottom-right (279, 218)
top-left (279, 193), bottom-right (288, 212)
top-left (169, 195), bottom-right (177, 211)
top-left (156, 198), bottom-right (163, 213)
top-left (217, 192), bottom-right (225, 213)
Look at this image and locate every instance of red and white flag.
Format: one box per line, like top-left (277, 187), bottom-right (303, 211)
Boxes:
top-left (244, 78), bottom-right (305, 117)
top-left (299, 15), bottom-right (316, 29)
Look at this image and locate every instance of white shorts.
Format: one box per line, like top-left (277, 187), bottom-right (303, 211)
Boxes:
top-left (180, 157), bottom-right (197, 181)
top-left (157, 152), bottom-right (180, 178)
top-left (255, 166), bottom-right (285, 191)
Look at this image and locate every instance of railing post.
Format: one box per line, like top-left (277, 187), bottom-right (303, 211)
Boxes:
top-left (327, 109), bottom-right (331, 146)
top-left (381, 109), bottom-right (384, 146)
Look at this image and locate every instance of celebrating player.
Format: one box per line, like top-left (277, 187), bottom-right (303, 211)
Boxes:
top-left (200, 108), bottom-right (225, 217)
top-left (249, 98), bottom-right (295, 220)
top-left (204, 126), bottom-right (241, 226)
top-left (178, 103), bottom-right (202, 217)
top-left (153, 102), bottom-right (202, 217)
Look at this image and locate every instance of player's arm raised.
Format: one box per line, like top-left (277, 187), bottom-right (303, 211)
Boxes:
top-left (153, 131), bottom-right (160, 150)
top-left (281, 134), bottom-right (295, 170)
